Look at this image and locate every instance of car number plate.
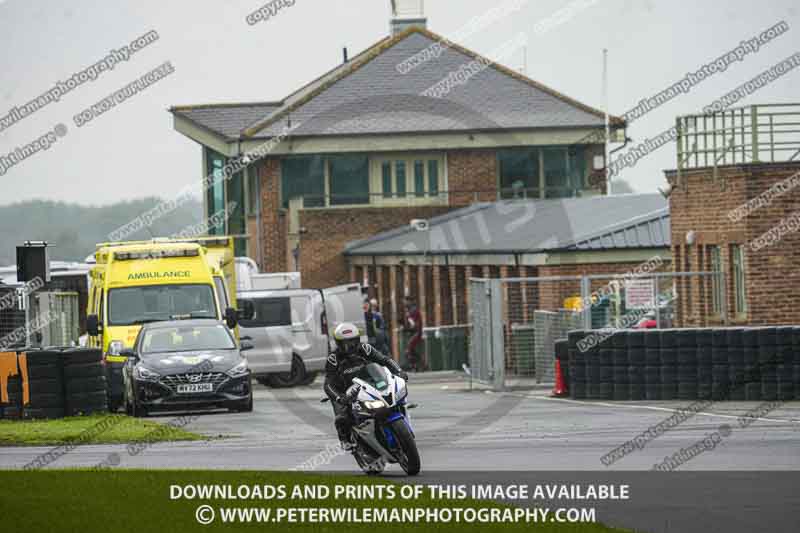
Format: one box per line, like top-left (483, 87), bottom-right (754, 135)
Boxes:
top-left (176, 383), bottom-right (213, 394)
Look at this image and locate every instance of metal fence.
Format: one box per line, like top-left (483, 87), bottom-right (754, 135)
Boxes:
top-left (0, 287), bottom-right (26, 350)
top-left (30, 291), bottom-right (80, 347)
top-left (676, 103), bottom-right (800, 181)
top-left (0, 288), bottom-right (80, 350)
top-left (468, 271), bottom-right (723, 391)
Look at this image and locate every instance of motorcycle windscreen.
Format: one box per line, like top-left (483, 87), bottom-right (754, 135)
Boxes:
top-left (358, 363), bottom-right (391, 391)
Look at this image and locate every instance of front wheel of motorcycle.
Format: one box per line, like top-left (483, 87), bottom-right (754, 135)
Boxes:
top-left (354, 448), bottom-right (385, 475)
top-left (390, 419), bottom-right (421, 476)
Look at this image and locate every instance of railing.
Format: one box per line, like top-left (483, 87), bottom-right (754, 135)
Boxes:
top-left (676, 103), bottom-right (800, 179)
top-left (289, 186), bottom-right (588, 209)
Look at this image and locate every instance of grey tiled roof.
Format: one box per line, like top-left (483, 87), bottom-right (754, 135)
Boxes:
top-left (565, 207), bottom-right (670, 251)
top-left (344, 194), bottom-right (670, 256)
top-left (171, 102), bottom-right (282, 139)
top-left (171, 28), bottom-right (616, 140)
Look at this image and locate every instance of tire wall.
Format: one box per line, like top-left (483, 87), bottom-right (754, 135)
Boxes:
top-left (564, 326), bottom-right (800, 401)
top-left (1, 351), bottom-right (22, 419)
top-left (0, 348), bottom-right (107, 420)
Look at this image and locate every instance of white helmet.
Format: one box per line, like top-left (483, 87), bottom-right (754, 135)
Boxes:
top-left (333, 322), bottom-right (361, 356)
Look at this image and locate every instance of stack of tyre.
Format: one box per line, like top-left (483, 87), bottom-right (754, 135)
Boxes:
top-left (696, 329), bottom-right (713, 400)
top-left (612, 331), bottom-right (629, 401)
top-left (565, 326), bottom-right (800, 401)
top-left (62, 348), bottom-right (107, 416)
top-left (776, 326), bottom-right (795, 401)
top-left (22, 350), bottom-right (65, 419)
top-left (567, 330), bottom-right (587, 399)
top-left (657, 329), bottom-right (677, 400)
top-left (710, 329), bottom-right (728, 400)
top-left (588, 332), bottom-right (613, 400)
top-left (740, 328), bottom-right (760, 400)
top-left (4, 374), bottom-right (23, 419)
top-left (676, 329), bottom-right (697, 400)
top-left (726, 328), bottom-right (746, 400)
top-left (630, 331), bottom-right (650, 401)
top-left (794, 327), bottom-right (800, 399)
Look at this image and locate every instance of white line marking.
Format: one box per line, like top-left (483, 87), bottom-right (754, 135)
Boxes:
top-left (525, 394), bottom-right (800, 425)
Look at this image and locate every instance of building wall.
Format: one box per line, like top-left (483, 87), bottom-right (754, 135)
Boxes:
top-left (446, 148), bottom-right (498, 206)
top-left (666, 162), bottom-right (800, 326)
top-left (259, 157), bottom-right (288, 273)
top-left (298, 206), bottom-right (451, 289)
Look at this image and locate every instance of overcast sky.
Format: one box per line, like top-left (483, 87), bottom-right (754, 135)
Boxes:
top-left (0, 0), bottom-right (798, 206)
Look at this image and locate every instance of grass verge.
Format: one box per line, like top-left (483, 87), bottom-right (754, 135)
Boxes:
top-left (0, 414), bottom-right (204, 446)
top-left (0, 470), bottom-right (629, 533)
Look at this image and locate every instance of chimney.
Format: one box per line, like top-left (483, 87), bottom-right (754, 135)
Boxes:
top-left (390, 0), bottom-right (427, 35)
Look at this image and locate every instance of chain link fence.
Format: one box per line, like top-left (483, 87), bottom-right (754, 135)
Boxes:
top-left (467, 271), bottom-right (723, 391)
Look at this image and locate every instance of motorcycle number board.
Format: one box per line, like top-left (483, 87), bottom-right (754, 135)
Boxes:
top-left (177, 383), bottom-right (213, 393)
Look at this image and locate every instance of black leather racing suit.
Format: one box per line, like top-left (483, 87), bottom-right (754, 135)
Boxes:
top-left (324, 343), bottom-right (405, 442)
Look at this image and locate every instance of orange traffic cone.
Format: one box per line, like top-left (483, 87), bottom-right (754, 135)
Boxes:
top-left (551, 359), bottom-right (568, 397)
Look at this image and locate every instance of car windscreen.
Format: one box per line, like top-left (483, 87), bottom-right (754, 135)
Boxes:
top-left (238, 297), bottom-right (291, 328)
top-left (140, 324), bottom-right (235, 355)
top-left (108, 284), bottom-right (217, 326)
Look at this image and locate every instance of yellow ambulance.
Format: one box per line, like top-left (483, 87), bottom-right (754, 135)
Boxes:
top-left (87, 239), bottom-right (238, 410)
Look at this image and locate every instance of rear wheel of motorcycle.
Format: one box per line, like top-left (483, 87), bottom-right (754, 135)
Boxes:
top-left (390, 419), bottom-right (420, 476)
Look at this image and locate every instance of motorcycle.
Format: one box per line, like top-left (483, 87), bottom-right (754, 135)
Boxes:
top-left (322, 362), bottom-right (420, 475)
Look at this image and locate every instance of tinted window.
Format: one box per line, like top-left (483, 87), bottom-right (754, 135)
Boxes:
top-left (329, 155), bottom-right (369, 205)
top-left (238, 297), bottom-right (291, 328)
top-left (282, 156), bottom-right (325, 208)
top-left (499, 149), bottom-right (539, 198)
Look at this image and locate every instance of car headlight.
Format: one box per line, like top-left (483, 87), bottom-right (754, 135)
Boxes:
top-left (227, 360), bottom-right (249, 378)
top-left (134, 365), bottom-right (160, 381)
top-left (363, 400), bottom-right (385, 410)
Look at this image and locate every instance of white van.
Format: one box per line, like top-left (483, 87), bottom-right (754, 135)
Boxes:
top-left (237, 283), bottom-right (365, 387)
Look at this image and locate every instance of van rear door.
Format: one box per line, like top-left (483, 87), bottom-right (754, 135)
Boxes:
top-left (237, 295), bottom-right (293, 375)
top-left (321, 283), bottom-right (367, 342)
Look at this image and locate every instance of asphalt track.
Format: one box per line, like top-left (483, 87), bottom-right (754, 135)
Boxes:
top-left (2, 375), bottom-right (799, 472)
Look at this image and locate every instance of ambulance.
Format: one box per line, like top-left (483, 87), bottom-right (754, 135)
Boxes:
top-left (86, 238), bottom-right (238, 410)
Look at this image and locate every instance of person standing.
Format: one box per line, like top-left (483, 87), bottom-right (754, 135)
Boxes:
top-left (369, 298), bottom-right (390, 356)
top-left (363, 299), bottom-right (378, 347)
top-left (403, 297), bottom-right (425, 372)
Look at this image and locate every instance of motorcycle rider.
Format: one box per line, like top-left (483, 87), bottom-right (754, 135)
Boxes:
top-left (324, 322), bottom-right (408, 451)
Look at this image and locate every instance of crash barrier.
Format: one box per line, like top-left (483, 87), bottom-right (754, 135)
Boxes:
top-left (1, 351), bottom-right (22, 419)
top-left (61, 348), bottom-right (108, 416)
top-left (562, 326), bottom-right (800, 401)
top-left (0, 348), bottom-right (107, 420)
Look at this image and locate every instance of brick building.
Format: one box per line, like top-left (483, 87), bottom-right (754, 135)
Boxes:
top-left (170, 13), bottom-right (625, 289)
top-left (666, 103), bottom-right (800, 326)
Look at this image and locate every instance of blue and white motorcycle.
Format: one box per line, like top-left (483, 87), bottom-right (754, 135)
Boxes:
top-left (325, 362), bottom-right (420, 475)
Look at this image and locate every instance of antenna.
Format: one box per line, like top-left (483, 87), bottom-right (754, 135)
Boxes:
top-left (603, 48), bottom-right (611, 196)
